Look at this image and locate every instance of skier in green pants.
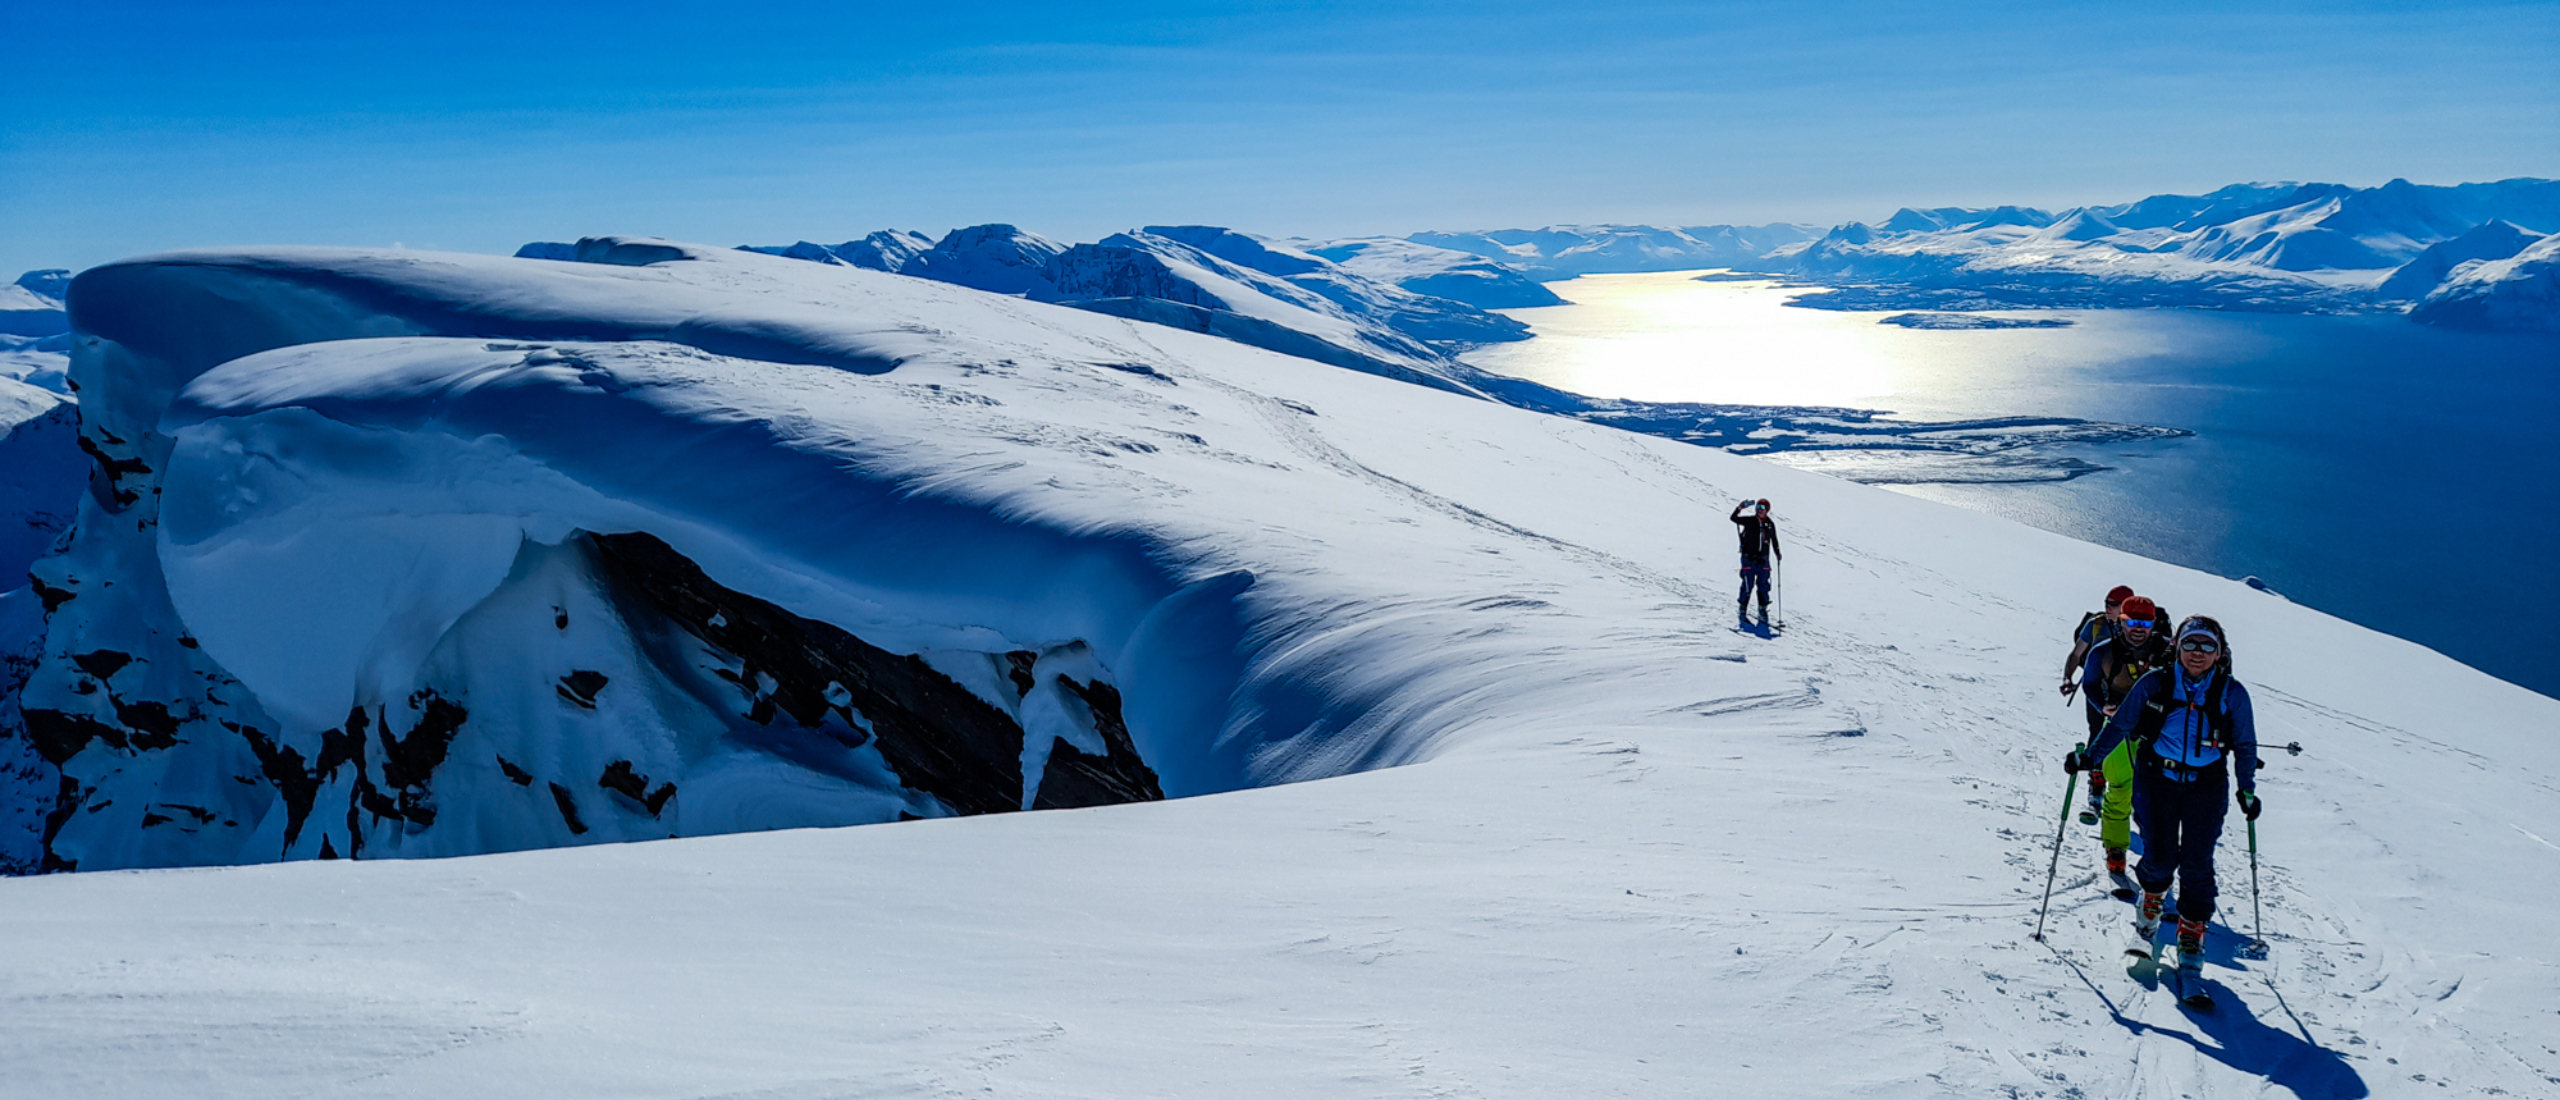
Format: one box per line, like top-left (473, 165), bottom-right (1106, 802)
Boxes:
top-left (2079, 595), bottom-right (2173, 885)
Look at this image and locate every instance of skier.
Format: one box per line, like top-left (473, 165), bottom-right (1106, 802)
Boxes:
top-left (2065, 615), bottom-right (2261, 995)
top-left (2060, 585), bottom-right (2135, 703)
top-left (2077, 594), bottom-right (2175, 877)
top-left (1730, 498), bottom-right (1781, 622)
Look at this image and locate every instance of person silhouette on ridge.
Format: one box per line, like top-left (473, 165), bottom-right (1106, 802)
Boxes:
top-left (1731, 498), bottom-right (1781, 622)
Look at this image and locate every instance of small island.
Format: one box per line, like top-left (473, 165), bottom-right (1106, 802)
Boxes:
top-left (1879, 312), bottom-right (2076, 330)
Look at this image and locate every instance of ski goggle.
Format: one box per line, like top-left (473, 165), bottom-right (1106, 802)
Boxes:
top-left (2121, 619), bottom-right (2154, 630)
top-left (2179, 637), bottom-right (2222, 654)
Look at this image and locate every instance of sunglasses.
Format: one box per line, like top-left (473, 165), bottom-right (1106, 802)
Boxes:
top-left (2179, 637), bottom-right (2222, 654)
top-left (2121, 619), bottom-right (2154, 630)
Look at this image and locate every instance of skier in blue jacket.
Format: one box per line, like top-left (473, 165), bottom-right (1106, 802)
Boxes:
top-left (2065, 615), bottom-right (2261, 979)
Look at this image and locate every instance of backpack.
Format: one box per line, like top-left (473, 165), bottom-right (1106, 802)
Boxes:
top-left (2128, 668), bottom-right (2237, 755)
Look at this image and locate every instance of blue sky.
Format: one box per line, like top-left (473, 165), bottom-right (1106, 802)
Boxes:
top-left (4, 0), bottom-right (2555, 273)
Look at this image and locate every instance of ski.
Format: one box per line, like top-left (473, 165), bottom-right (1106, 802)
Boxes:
top-left (2171, 942), bottom-right (2215, 1011)
top-left (2123, 905), bottom-right (2165, 983)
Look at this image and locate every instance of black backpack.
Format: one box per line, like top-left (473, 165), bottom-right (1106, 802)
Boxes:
top-left (2127, 667), bottom-right (2237, 754)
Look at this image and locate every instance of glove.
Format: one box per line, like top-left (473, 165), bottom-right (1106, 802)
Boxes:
top-left (2238, 790), bottom-right (2261, 821)
top-left (2058, 681), bottom-right (2078, 699)
top-left (2062, 749), bottom-right (2087, 775)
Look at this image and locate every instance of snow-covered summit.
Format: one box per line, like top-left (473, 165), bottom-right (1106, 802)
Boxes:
top-left (1, 269), bottom-right (71, 338)
top-left (2376, 220), bottom-right (2545, 301)
top-left (2407, 231), bottom-right (2560, 332)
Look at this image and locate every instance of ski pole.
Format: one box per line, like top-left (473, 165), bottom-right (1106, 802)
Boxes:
top-left (2031, 762), bottom-right (2078, 941)
top-left (1774, 555), bottom-right (1784, 625)
top-left (2239, 818), bottom-right (2270, 959)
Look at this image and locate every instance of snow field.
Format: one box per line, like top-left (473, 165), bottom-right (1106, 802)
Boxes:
top-left (1, 244), bottom-right (2554, 1097)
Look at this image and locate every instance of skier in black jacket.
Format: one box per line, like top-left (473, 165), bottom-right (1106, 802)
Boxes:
top-left (1730, 498), bottom-right (1781, 620)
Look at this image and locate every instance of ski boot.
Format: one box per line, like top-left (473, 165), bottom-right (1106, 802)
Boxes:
top-left (2135, 891), bottom-right (2165, 940)
top-left (2173, 917), bottom-right (2215, 1009)
top-left (2080, 774), bottom-right (2105, 825)
top-left (2104, 848), bottom-right (2134, 899)
top-left (2176, 918), bottom-right (2207, 978)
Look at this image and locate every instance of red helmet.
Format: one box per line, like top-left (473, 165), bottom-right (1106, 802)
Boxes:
top-left (2105, 585), bottom-right (2134, 606)
top-left (2120, 596), bottom-right (2158, 624)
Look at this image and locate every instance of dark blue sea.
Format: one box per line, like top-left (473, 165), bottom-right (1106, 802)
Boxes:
top-left (1464, 273), bottom-right (2560, 698)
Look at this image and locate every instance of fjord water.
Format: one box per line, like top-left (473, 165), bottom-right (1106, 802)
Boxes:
top-left (1464, 272), bottom-right (2560, 698)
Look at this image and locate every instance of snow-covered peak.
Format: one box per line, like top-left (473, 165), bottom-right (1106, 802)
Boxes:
top-left (902, 223), bottom-right (1070, 295)
top-left (2376, 219), bottom-right (2545, 301)
top-left (2409, 231), bottom-right (2560, 331)
top-left (0, 271), bottom-right (70, 339)
top-left (1301, 237), bottom-right (1568, 309)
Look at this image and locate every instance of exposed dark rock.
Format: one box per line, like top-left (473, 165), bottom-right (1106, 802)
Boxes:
top-left (1030, 677), bottom-right (1165, 810)
top-left (598, 759), bottom-right (676, 816)
top-left (237, 724), bottom-right (321, 852)
top-left (380, 693), bottom-right (466, 789)
top-left (23, 709), bottom-right (124, 764)
top-left (70, 650), bottom-right (132, 680)
top-left (549, 782), bottom-right (588, 834)
top-left (590, 531), bottom-right (1036, 817)
top-left (318, 835), bottom-right (339, 860)
top-left (75, 434), bottom-right (150, 507)
top-left (1005, 651), bottom-right (1039, 699)
top-left (177, 635), bottom-right (200, 649)
top-left (29, 577), bottom-right (74, 614)
top-left (39, 776), bottom-right (84, 872)
top-left (109, 698), bottom-right (181, 750)
top-left (556, 669), bottom-right (609, 709)
top-left (496, 754), bottom-right (534, 786)
top-left (141, 811), bottom-right (172, 828)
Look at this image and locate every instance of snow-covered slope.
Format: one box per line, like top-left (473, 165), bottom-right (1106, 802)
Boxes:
top-left (2407, 233), bottom-right (2560, 332)
top-left (728, 224), bottom-right (1532, 394)
top-left (2375, 221), bottom-right (2544, 302)
top-left (1299, 236), bottom-right (1569, 309)
top-left (0, 270), bottom-right (71, 338)
top-left (0, 239), bottom-right (2552, 1098)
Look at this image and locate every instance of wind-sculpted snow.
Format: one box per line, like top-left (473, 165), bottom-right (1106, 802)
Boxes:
top-left (12, 242), bottom-right (1751, 870)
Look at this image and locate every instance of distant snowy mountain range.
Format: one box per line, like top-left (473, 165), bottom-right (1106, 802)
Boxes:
top-left (1405, 178), bottom-right (2559, 329)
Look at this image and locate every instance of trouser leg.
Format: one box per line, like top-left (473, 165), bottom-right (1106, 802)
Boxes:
top-left (2174, 779), bottom-right (2228, 924)
top-left (1739, 562), bottom-right (1769, 606)
top-left (2100, 741), bottom-right (2135, 850)
top-left (2131, 774), bottom-right (2180, 896)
